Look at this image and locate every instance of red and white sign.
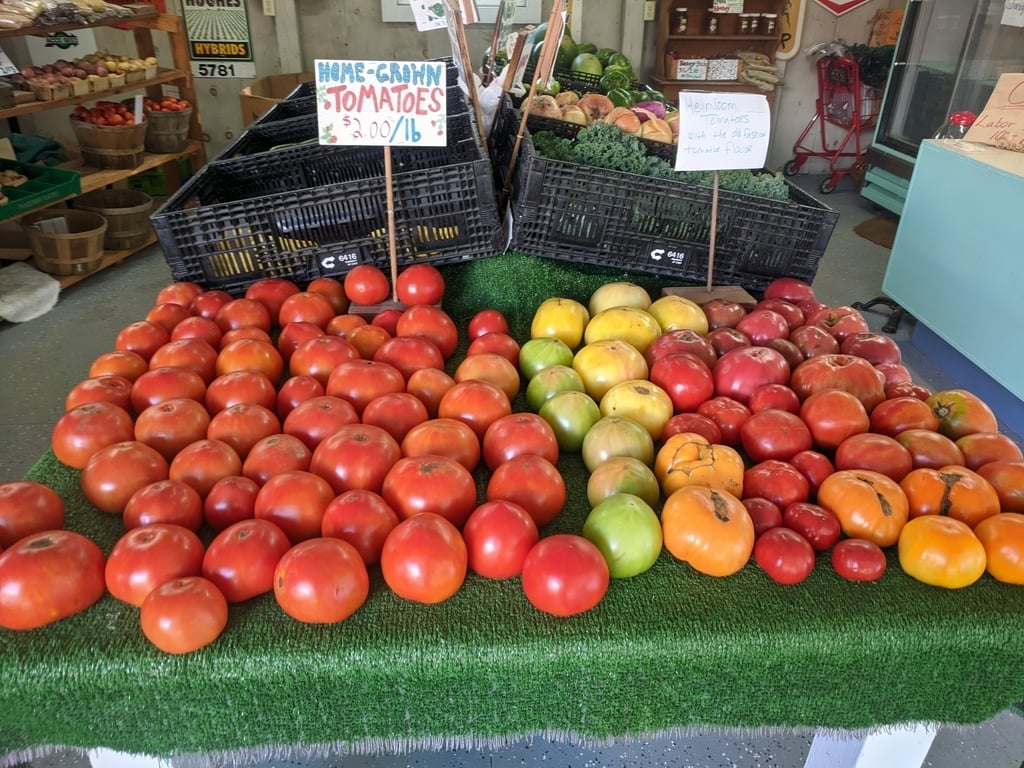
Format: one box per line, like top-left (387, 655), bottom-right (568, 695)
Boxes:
top-left (813, 0), bottom-right (872, 15)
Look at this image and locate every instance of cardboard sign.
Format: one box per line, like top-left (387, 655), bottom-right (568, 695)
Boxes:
top-left (964, 73), bottom-right (1024, 153)
top-left (674, 91), bottom-right (770, 171)
top-left (314, 59), bottom-right (448, 147)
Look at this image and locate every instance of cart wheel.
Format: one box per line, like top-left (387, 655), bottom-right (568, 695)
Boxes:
top-left (819, 177), bottom-right (836, 194)
top-left (783, 160), bottom-right (801, 177)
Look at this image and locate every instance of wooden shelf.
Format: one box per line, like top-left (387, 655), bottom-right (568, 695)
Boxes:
top-left (665, 34), bottom-right (779, 42)
top-left (0, 6), bottom-right (157, 40)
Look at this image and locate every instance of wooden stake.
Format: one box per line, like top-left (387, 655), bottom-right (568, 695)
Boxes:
top-left (444, 0), bottom-right (490, 156)
top-left (384, 145), bottom-right (399, 302)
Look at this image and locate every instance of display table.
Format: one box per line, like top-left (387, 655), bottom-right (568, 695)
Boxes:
top-left (882, 140), bottom-right (1024, 436)
top-left (3, 254), bottom-right (1024, 766)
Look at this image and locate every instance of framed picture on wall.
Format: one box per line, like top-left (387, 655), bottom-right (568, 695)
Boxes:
top-left (381, 0), bottom-right (542, 24)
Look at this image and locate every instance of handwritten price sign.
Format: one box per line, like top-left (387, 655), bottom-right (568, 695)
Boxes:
top-left (674, 92), bottom-right (770, 171)
top-left (314, 59), bottom-right (448, 147)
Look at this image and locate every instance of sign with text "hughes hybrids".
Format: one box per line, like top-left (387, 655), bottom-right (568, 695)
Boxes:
top-left (182, 0), bottom-right (256, 79)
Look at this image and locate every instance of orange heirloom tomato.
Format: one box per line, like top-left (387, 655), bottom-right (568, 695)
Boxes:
top-left (654, 432), bottom-right (744, 497)
top-left (977, 461), bottom-right (1024, 513)
top-left (661, 486), bottom-right (754, 577)
top-left (899, 465), bottom-right (1000, 529)
top-left (817, 469), bottom-right (909, 548)
top-left (974, 513), bottom-right (1024, 585)
top-left (897, 515), bottom-right (986, 589)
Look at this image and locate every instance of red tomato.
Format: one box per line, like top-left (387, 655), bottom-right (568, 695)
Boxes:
top-left (216, 338), bottom-right (285, 385)
top-left (695, 396), bottom-right (751, 446)
top-left (65, 374), bottom-right (134, 412)
top-left (925, 388), bottom-right (999, 439)
top-left (219, 326), bottom-right (272, 349)
top-left (325, 313), bottom-right (367, 338)
top-left (347, 324), bottom-right (392, 360)
top-left (869, 396), bottom-right (940, 437)
top-left (254, 469), bottom-right (336, 543)
top-left (205, 370), bottom-right (278, 413)
top-left (214, 297), bottom-right (272, 334)
top-left (371, 337), bottom-right (445, 383)
top-left (203, 474), bottom-right (260, 531)
top-left (482, 412), bottom-right (560, 470)
top-left (89, 349), bottom-right (150, 382)
top-left (156, 281), bottom-right (203, 308)
top-left (320, 489), bottom-right (400, 565)
top-left (521, 534), bottom-right (609, 617)
top-left (202, 518), bottom-right (292, 602)
top-left (169, 315), bottom-right (223, 350)
top-left (661, 412), bottom-right (722, 444)
top-left (486, 454), bottom-right (566, 528)
top-left (401, 417), bottom-right (481, 472)
top-left (134, 397), bottom-right (212, 462)
top-left (361, 392), bottom-right (430, 444)
top-left (437, 379), bottom-right (513, 441)
top-left (140, 576), bottom-right (228, 654)
top-left (115, 320), bottom-right (171, 361)
top-left (149, 338), bottom-right (219, 384)
top-left (789, 449), bottom-right (835, 496)
top-left (206, 402), bottom-right (282, 460)
top-left (52, 401), bottom-right (135, 470)
top-left (277, 322), bottom-right (326, 364)
top-left (380, 512), bottom-right (467, 604)
top-left (276, 374), bottom-right (326, 420)
top-left (454, 352), bottom-right (521, 402)
top-left (395, 264), bottom-right (445, 305)
top-left (306, 276), bottom-right (350, 315)
top-left (242, 433), bottom-right (313, 485)
top-left (344, 264), bottom-right (391, 304)
top-left (466, 332), bottom-right (521, 368)
top-left (799, 388), bottom-right (870, 451)
top-left (130, 366), bottom-right (207, 414)
top-left (274, 537), bottom-right (370, 622)
top-left (325, 359), bottom-right (406, 416)
top-left (244, 277), bottom-right (301, 325)
top-left (0, 530), bottom-right (106, 630)
top-left (712, 346), bottom-right (790, 405)
top-left (288, 335), bottom-right (360, 387)
top-left (277, 291), bottom-right (336, 329)
top-left (405, 367), bottom-right (455, 419)
top-left (123, 479), bottom-right (203, 531)
top-left (956, 432), bottom-right (1024, 471)
top-left (743, 460), bottom-right (810, 510)
top-left (830, 538), bottom-right (887, 582)
top-left (834, 432), bottom-right (914, 482)
top-left (370, 308), bottom-right (402, 337)
top-left (646, 329), bottom-right (718, 370)
top-left (104, 523), bottom-right (205, 606)
top-left (381, 454), bottom-right (478, 527)
top-left (169, 438), bottom-right (243, 498)
top-left (0, 481), bottom-right (64, 549)
top-left (395, 304), bottom-right (459, 360)
top-left (782, 502), bottom-right (842, 551)
top-left (790, 353), bottom-right (887, 413)
top-left (310, 423), bottom-right (401, 494)
top-left (739, 408), bottom-right (813, 463)
top-left (282, 395), bottom-right (359, 451)
top-left (81, 440), bottom-right (169, 515)
top-left (467, 309), bottom-right (510, 340)
top-left (462, 499), bottom-right (539, 580)
top-left (649, 352), bottom-right (715, 413)
top-left (742, 496), bottom-right (783, 538)
top-left (753, 527), bottom-right (816, 585)
top-left (895, 429), bottom-right (965, 470)
top-left (747, 383), bottom-right (801, 414)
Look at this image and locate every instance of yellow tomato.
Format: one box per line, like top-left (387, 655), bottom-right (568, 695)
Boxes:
top-left (572, 339), bottom-right (648, 401)
top-left (661, 485), bottom-right (754, 577)
top-left (599, 379), bottom-right (673, 440)
top-left (530, 297), bottom-right (590, 349)
top-left (584, 306), bottom-right (662, 354)
top-left (898, 515), bottom-right (986, 589)
top-left (974, 512), bottom-right (1024, 585)
top-left (654, 432), bottom-right (744, 497)
top-left (588, 281), bottom-right (652, 316)
top-left (647, 295), bottom-right (709, 335)
top-left (581, 415), bottom-right (655, 472)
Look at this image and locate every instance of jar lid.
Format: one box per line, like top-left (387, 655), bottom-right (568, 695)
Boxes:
top-left (761, 12), bottom-right (777, 17)
top-left (950, 110), bottom-right (977, 126)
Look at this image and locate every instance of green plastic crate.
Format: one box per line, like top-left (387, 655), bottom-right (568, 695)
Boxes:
top-left (126, 155), bottom-right (194, 197)
top-left (0, 159), bottom-right (81, 222)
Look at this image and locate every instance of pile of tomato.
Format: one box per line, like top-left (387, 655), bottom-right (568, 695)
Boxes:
top-left (143, 95), bottom-right (190, 112)
top-left (1, 266), bottom-right (1023, 654)
top-left (71, 100), bottom-right (143, 126)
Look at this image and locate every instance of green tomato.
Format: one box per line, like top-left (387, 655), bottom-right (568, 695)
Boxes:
top-left (538, 390), bottom-right (601, 452)
top-left (583, 493), bottom-right (663, 578)
top-left (526, 364), bottom-right (586, 412)
top-left (518, 337), bottom-right (574, 379)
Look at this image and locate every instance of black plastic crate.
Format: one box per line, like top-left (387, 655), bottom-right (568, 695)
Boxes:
top-left (152, 142), bottom-right (503, 295)
top-left (492, 103), bottom-right (838, 294)
top-left (253, 96), bottom-right (317, 125)
top-left (216, 112), bottom-right (319, 160)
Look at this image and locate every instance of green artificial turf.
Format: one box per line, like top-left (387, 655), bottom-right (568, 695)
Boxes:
top-left (3, 252), bottom-right (1024, 760)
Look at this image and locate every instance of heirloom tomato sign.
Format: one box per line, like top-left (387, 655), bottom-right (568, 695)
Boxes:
top-left (314, 59), bottom-right (448, 147)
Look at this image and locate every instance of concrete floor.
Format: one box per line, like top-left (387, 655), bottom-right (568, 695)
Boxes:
top-left (2, 176), bottom-right (1024, 767)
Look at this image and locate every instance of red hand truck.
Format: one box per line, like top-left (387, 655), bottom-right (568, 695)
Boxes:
top-left (783, 54), bottom-right (881, 194)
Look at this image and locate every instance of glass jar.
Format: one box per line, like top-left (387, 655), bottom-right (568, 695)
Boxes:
top-left (706, 8), bottom-right (719, 33)
top-left (747, 13), bottom-right (761, 34)
top-left (738, 13), bottom-right (751, 34)
top-left (760, 12), bottom-right (778, 35)
top-left (673, 7), bottom-right (688, 33)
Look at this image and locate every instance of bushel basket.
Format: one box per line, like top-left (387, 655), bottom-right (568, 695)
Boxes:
top-left (21, 208), bottom-right (107, 277)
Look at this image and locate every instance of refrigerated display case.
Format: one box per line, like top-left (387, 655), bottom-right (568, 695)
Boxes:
top-left (859, 0), bottom-right (1024, 215)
